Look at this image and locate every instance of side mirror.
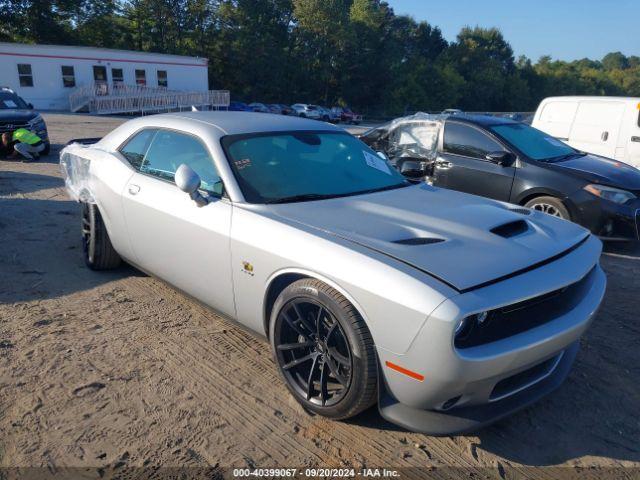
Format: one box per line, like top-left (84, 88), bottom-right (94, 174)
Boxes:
top-left (175, 164), bottom-right (208, 206)
top-left (28, 103), bottom-right (34, 109)
top-left (485, 151), bottom-right (515, 166)
top-left (400, 159), bottom-right (427, 178)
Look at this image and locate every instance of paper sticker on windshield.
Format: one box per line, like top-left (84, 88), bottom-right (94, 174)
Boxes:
top-left (234, 158), bottom-right (252, 170)
top-left (544, 137), bottom-right (566, 147)
top-left (3, 100), bottom-right (17, 108)
top-left (363, 150), bottom-right (391, 175)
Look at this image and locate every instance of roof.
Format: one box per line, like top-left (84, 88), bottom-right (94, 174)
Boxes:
top-left (0, 42), bottom-right (206, 63)
top-left (448, 114), bottom-right (518, 126)
top-left (540, 95), bottom-right (640, 103)
top-left (163, 111), bottom-right (342, 136)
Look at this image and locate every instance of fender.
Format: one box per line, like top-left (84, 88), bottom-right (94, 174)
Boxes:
top-left (263, 267), bottom-right (372, 338)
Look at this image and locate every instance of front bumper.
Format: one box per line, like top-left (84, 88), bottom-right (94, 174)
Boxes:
top-left (379, 341), bottom-right (578, 436)
top-left (375, 235), bottom-right (605, 434)
top-left (567, 189), bottom-right (640, 241)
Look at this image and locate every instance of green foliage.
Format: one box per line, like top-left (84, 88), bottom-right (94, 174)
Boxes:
top-left (0, 0), bottom-right (637, 115)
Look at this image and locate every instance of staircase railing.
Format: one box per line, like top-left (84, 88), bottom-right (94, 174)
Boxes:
top-left (68, 82), bottom-right (230, 115)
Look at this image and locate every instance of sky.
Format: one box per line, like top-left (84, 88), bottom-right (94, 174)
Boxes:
top-left (387, 0), bottom-right (639, 62)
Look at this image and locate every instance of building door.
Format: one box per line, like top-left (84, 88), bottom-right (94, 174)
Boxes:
top-left (93, 65), bottom-right (108, 95)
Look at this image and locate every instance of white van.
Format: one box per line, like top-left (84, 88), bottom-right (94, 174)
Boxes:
top-left (532, 96), bottom-right (640, 168)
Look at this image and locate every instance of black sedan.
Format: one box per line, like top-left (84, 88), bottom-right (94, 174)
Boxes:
top-left (360, 114), bottom-right (640, 241)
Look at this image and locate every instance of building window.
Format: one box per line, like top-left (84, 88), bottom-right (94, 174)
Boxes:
top-left (112, 68), bottom-right (124, 85)
top-left (135, 69), bottom-right (146, 86)
top-left (61, 66), bottom-right (76, 88)
top-left (157, 70), bottom-right (168, 88)
top-left (17, 64), bottom-right (33, 87)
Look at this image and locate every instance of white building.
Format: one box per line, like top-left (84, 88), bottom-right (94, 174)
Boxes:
top-left (0, 42), bottom-right (210, 110)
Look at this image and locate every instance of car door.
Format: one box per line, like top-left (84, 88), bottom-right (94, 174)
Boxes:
top-left (568, 101), bottom-right (626, 159)
top-left (625, 104), bottom-right (640, 168)
top-left (433, 121), bottom-right (516, 201)
top-left (120, 128), bottom-right (236, 317)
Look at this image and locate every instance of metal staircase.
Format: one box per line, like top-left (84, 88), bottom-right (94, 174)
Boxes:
top-left (69, 83), bottom-right (230, 115)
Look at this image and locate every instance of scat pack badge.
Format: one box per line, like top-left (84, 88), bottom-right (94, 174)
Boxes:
top-left (241, 261), bottom-right (255, 276)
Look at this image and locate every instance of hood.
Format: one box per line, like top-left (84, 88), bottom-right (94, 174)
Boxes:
top-left (547, 153), bottom-right (640, 190)
top-left (269, 184), bottom-right (590, 292)
top-left (0, 109), bottom-right (38, 122)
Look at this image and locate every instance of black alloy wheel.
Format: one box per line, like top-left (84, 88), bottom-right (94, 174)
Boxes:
top-left (274, 298), bottom-right (352, 407)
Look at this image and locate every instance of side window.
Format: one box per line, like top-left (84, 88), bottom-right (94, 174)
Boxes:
top-left (120, 129), bottom-right (157, 170)
top-left (141, 130), bottom-right (223, 196)
top-left (443, 123), bottom-right (502, 159)
top-left (17, 64), bottom-right (33, 87)
top-left (61, 66), bottom-right (76, 88)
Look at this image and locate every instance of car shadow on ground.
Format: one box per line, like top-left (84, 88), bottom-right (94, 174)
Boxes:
top-left (0, 170), bottom-right (145, 304)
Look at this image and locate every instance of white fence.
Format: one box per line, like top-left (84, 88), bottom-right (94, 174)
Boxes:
top-left (69, 83), bottom-right (230, 115)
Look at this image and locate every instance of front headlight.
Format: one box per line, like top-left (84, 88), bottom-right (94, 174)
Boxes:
top-left (584, 184), bottom-right (636, 204)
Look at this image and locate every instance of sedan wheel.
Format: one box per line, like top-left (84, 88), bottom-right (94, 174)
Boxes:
top-left (270, 279), bottom-right (377, 419)
top-left (524, 196), bottom-right (570, 220)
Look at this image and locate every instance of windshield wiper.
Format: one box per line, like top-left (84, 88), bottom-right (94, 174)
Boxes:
top-left (545, 152), bottom-right (587, 162)
top-left (264, 182), bottom-right (411, 204)
top-left (264, 193), bottom-right (341, 204)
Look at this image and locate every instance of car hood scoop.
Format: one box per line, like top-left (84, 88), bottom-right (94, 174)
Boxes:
top-left (269, 184), bottom-right (590, 292)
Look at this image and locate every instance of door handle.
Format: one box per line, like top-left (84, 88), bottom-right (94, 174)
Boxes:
top-left (632, 136), bottom-right (640, 143)
top-left (128, 184), bottom-right (141, 195)
top-left (601, 131), bottom-right (609, 142)
top-left (435, 160), bottom-right (453, 169)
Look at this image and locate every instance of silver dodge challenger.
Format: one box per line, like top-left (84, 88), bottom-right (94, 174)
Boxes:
top-left (60, 112), bottom-right (606, 435)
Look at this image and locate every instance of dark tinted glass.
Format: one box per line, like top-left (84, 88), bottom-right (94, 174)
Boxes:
top-left (142, 130), bottom-right (223, 195)
top-left (120, 129), bottom-right (157, 170)
top-left (490, 124), bottom-right (575, 161)
top-left (17, 64), bottom-right (33, 87)
top-left (443, 123), bottom-right (502, 159)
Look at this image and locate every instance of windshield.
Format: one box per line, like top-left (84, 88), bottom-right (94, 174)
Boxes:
top-left (0, 92), bottom-right (28, 110)
top-left (490, 123), bottom-right (576, 161)
top-left (222, 131), bottom-right (409, 204)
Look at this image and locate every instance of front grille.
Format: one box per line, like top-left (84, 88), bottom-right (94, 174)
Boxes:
top-left (0, 120), bottom-right (30, 133)
top-left (490, 352), bottom-right (562, 401)
top-left (455, 266), bottom-right (596, 349)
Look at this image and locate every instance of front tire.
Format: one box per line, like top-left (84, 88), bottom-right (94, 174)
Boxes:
top-left (524, 196), bottom-right (570, 220)
top-left (81, 203), bottom-right (121, 270)
top-left (270, 279), bottom-right (377, 419)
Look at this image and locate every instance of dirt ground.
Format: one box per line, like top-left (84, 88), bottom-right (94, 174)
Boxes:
top-left (0, 113), bottom-right (638, 479)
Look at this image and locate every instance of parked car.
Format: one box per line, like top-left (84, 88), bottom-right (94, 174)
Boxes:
top-left (442, 109), bottom-right (463, 115)
top-left (532, 96), bottom-right (640, 168)
top-left (360, 113), bottom-right (640, 241)
top-left (228, 101), bottom-right (253, 112)
top-left (317, 106), bottom-right (340, 123)
top-left (268, 104), bottom-right (283, 115)
top-left (276, 104), bottom-right (295, 116)
top-left (60, 111), bottom-right (605, 435)
top-left (0, 86), bottom-right (50, 155)
top-left (291, 103), bottom-right (322, 119)
top-left (248, 102), bottom-right (270, 113)
top-left (331, 106), bottom-right (362, 124)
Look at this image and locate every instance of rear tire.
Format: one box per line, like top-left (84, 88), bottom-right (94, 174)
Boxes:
top-left (524, 196), bottom-right (570, 220)
top-left (270, 278), bottom-right (377, 420)
top-left (82, 203), bottom-right (121, 270)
